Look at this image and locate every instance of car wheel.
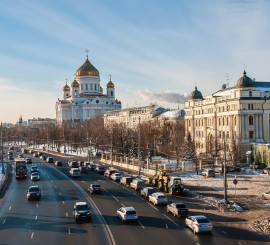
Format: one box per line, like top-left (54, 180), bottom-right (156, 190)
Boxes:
top-left (166, 208), bottom-right (169, 213)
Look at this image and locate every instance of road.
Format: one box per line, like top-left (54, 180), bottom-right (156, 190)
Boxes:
top-left (0, 148), bottom-right (269, 245)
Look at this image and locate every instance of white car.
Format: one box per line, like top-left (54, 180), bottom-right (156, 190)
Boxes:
top-left (148, 192), bottom-right (168, 206)
top-left (69, 168), bottom-right (81, 178)
top-left (185, 215), bottom-right (213, 234)
top-left (111, 173), bottom-right (122, 181)
top-left (117, 207), bottom-right (138, 222)
top-left (30, 172), bottom-right (40, 181)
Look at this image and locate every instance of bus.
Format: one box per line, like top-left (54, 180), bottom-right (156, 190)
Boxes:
top-left (14, 158), bottom-right (27, 179)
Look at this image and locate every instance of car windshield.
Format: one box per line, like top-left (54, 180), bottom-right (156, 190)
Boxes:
top-left (32, 173), bottom-right (38, 176)
top-left (92, 184), bottom-right (100, 188)
top-left (175, 204), bottom-right (186, 208)
top-left (31, 167), bottom-right (37, 170)
top-left (29, 187), bottom-right (39, 192)
top-left (196, 218), bottom-right (210, 223)
top-left (126, 210), bottom-right (136, 215)
top-left (158, 196), bottom-right (166, 199)
top-left (99, 167), bottom-right (105, 170)
top-left (76, 204), bottom-right (89, 211)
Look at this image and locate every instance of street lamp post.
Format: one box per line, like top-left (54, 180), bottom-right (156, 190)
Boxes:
top-left (207, 126), bottom-right (228, 203)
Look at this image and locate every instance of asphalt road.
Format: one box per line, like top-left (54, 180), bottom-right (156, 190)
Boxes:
top-left (0, 149), bottom-right (269, 245)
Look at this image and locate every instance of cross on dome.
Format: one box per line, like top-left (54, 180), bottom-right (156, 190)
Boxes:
top-left (85, 49), bottom-right (89, 58)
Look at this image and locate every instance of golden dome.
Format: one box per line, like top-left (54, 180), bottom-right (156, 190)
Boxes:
top-left (63, 83), bottom-right (70, 91)
top-left (71, 79), bottom-right (79, 87)
top-left (76, 56), bottom-right (99, 77)
top-left (107, 79), bottom-right (115, 88)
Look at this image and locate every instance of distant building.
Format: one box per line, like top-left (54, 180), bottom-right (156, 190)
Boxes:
top-left (55, 53), bottom-right (121, 126)
top-left (27, 118), bottom-right (56, 126)
top-left (184, 70), bottom-right (270, 156)
top-left (104, 104), bottom-right (184, 129)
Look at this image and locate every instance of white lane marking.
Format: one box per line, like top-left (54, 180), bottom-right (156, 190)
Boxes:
top-left (121, 203), bottom-right (125, 207)
top-left (111, 194), bottom-right (119, 202)
top-left (63, 201), bottom-right (65, 205)
top-left (66, 212), bottom-right (68, 217)
top-left (102, 187), bottom-right (109, 192)
top-left (112, 182), bottom-right (119, 186)
top-left (3, 219), bottom-right (6, 224)
top-left (165, 223), bottom-right (168, 229)
top-left (138, 220), bottom-right (145, 230)
top-left (31, 232), bottom-right (34, 239)
top-left (147, 202), bottom-right (159, 211)
top-left (132, 193), bottom-right (144, 200)
top-left (35, 216), bottom-right (38, 220)
top-left (36, 204), bottom-right (38, 207)
top-left (222, 230), bottom-right (227, 234)
top-left (121, 186), bottom-right (131, 192)
top-left (9, 206), bottom-right (11, 211)
top-left (54, 185), bottom-right (57, 188)
top-left (163, 214), bottom-right (179, 227)
top-left (59, 192), bottom-right (62, 195)
top-left (68, 228), bottom-right (71, 235)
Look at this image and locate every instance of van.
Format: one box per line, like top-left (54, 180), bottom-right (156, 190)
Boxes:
top-left (130, 179), bottom-right (145, 191)
top-left (120, 176), bottom-right (133, 186)
top-left (201, 168), bottom-right (215, 178)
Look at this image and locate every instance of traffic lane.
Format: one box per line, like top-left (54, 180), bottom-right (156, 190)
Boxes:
top-left (42, 162), bottom-right (113, 245)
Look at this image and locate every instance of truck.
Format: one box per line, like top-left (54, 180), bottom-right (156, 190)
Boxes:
top-left (152, 170), bottom-right (185, 196)
top-left (14, 158), bottom-right (27, 179)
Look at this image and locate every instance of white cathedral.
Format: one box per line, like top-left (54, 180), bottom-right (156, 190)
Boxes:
top-left (55, 53), bottom-right (122, 126)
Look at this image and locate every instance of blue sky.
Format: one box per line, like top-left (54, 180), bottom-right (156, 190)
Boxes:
top-left (1, 0), bottom-right (270, 123)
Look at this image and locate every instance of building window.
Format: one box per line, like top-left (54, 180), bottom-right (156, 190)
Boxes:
top-left (227, 117), bottom-right (229, 126)
top-left (111, 91), bottom-right (113, 96)
top-left (249, 131), bottom-right (254, 139)
top-left (223, 118), bottom-right (225, 126)
top-left (234, 116), bottom-right (237, 126)
top-left (90, 84), bottom-right (93, 90)
top-left (85, 84), bottom-right (88, 90)
top-left (249, 91), bottom-right (252, 97)
top-left (249, 115), bottom-right (254, 125)
top-left (96, 100), bottom-right (99, 103)
top-left (95, 84), bottom-right (97, 90)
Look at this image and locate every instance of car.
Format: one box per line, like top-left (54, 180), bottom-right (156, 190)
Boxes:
top-left (140, 187), bottom-right (156, 198)
top-left (68, 161), bottom-right (79, 168)
top-left (94, 166), bottom-right (106, 174)
top-left (214, 165), bottom-right (226, 173)
top-left (8, 151), bottom-right (13, 156)
top-left (27, 185), bottom-right (41, 200)
top-left (88, 183), bottom-right (102, 194)
top-left (201, 168), bottom-right (215, 177)
top-left (40, 155), bottom-right (46, 160)
top-left (149, 192), bottom-right (168, 206)
top-left (18, 154), bottom-right (24, 158)
top-left (38, 152), bottom-right (43, 156)
top-left (130, 179), bottom-right (144, 191)
top-left (120, 176), bottom-right (133, 186)
top-left (87, 162), bottom-right (97, 171)
top-left (111, 173), bottom-right (122, 181)
top-left (83, 162), bottom-right (91, 167)
top-left (26, 158), bottom-right (32, 164)
top-left (104, 169), bottom-right (118, 178)
top-left (79, 166), bottom-right (88, 173)
top-left (185, 215), bottom-right (213, 234)
top-left (262, 191), bottom-right (270, 200)
top-left (30, 166), bottom-right (39, 173)
top-left (8, 155), bottom-right (14, 160)
top-left (46, 157), bottom-right (54, 163)
top-left (55, 161), bottom-right (63, 166)
top-left (69, 168), bottom-right (81, 178)
top-left (166, 202), bottom-right (189, 217)
top-left (116, 207), bottom-right (138, 222)
top-left (9, 146), bottom-right (14, 150)
top-left (78, 161), bottom-right (85, 167)
top-left (73, 202), bottom-right (91, 222)
top-left (30, 172), bottom-right (40, 181)
top-left (33, 152), bottom-right (39, 157)
top-left (263, 167), bottom-right (270, 175)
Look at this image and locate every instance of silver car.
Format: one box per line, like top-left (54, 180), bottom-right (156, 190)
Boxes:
top-left (185, 215), bottom-right (213, 234)
top-left (149, 192), bottom-right (168, 206)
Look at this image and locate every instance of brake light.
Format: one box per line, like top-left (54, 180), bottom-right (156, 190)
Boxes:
top-left (195, 224), bottom-right (200, 227)
top-left (208, 224), bottom-right (213, 227)
top-left (124, 214), bottom-right (126, 218)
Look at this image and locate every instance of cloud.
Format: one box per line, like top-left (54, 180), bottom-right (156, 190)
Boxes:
top-left (133, 89), bottom-right (189, 104)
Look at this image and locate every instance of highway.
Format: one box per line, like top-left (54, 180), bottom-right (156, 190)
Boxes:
top-left (0, 149), bottom-right (269, 245)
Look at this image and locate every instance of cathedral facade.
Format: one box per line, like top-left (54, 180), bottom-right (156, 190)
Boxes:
top-left (55, 54), bottom-right (121, 126)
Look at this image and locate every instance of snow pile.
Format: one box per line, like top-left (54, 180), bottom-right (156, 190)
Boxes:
top-left (253, 218), bottom-right (270, 233)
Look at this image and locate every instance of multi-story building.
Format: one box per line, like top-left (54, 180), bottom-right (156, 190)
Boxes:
top-left (104, 104), bottom-right (184, 129)
top-left (55, 53), bottom-right (122, 126)
top-left (28, 118), bottom-right (56, 126)
top-left (184, 71), bottom-right (270, 158)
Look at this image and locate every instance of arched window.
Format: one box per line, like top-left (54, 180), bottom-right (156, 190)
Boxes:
top-left (249, 91), bottom-right (252, 97)
top-left (111, 91), bottom-right (113, 96)
top-left (249, 115), bottom-right (254, 125)
top-left (223, 117), bottom-right (225, 126)
top-left (234, 116), bottom-right (237, 126)
top-left (227, 117), bottom-right (229, 126)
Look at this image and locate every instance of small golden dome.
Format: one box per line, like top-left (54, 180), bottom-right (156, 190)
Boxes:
top-left (63, 83), bottom-right (70, 91)
top-left (76, 56), bottom-right (99, 77)
top-left (107, 79), bottom-right (115, 88)
top-left (71, 79), bottom-right (79, 87)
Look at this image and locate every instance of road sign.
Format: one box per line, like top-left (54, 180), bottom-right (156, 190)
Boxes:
top-left (233, 179), bottom-right (238, 185)
top-left (151, 156), bottom-right (161, 164)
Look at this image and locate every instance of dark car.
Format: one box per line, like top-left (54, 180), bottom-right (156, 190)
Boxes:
top-left (140, 187), bottom-right (156, 198)
top-left (94, 166), bottom-right (105, 174)
top-left (88, 183), bottom-right (102, 194)
top-left (40, 155), bottom-right (46, 161)
top-left (26, 158), bottom-right (32, 164)
top-left (79, 166), bottom-right (88, 173)
top-left (88, 163), bottom-right (97, 171)
top-left (166, 202), bottom-right (189, 217)
top-left (8, 155), bottom-right (14, 160)
top-left (55, 161), bottom-right (63, 166)
top-left (27, 185), bottom-right (41, 200)
top-left (73, 202), bottom-right (91, 222)
top-left (46, 157), bottom-right (54, 163)
top-left (120, 176), bottom-right (133, 186)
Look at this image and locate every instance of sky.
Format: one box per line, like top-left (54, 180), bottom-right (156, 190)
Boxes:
top-left (1, 0), bottom-right (270, 123)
